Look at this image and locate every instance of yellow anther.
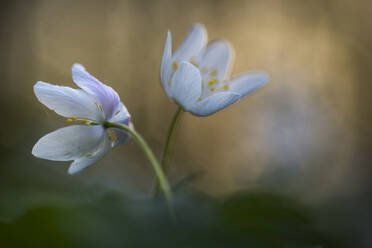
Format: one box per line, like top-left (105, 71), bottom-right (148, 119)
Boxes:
top-left (81, 120), bottom-right (88, 125)
top-left (67, 118), bottom-right (73, 123)
top-left (208, 80), bottom-right (215, 86)
top-left (107, 131), bottom-right (117, 143)
top-left (95, 102), bottom-right (103, 112)
top-left (198, 97), bottom-right (203, 102)
top-left (201, 67), bottom-right (208, 74)
top-left (71, 117), bottom-right (78, 121)
top-left (210, 69), bottom-right (218, 76)
top-left (210, 87), bottom-right (215, 92)
top-left (224, 85), bottom-right (229, 91)
top-left (173, 61), bottom-right (178, 71)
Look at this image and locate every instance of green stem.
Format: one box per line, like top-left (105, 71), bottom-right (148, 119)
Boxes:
top-left (104, 121), bottom-right (172, 204)
top-left (153, 107), bottom-right (184, 196)
top-left (162, 107), bottom-right (184, 173)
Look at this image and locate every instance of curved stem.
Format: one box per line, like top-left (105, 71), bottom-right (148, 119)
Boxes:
top-left (104, 121), bottom-right (172, 204)
top-left (153, 107), bottom-right (184, 196)
top-left (162, 107), bottom-right (184, 173)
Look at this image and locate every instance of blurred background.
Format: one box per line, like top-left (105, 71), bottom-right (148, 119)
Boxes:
top-left (1, 0), bottom-right (371, 247)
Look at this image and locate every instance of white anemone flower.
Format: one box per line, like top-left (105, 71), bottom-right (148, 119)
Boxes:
top-left (32, 64), bottom-right (132, 174)
top-left (160, 24), bottom-right (269, 116)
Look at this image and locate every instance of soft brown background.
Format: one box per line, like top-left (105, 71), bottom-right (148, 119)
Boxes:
top-left (1, 0), bottom-right (371, 246)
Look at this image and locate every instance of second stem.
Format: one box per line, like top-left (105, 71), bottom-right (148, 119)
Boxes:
top-left (153, 107), bottom-right (184, 196)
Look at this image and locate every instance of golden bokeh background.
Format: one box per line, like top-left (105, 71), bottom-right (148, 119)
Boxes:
top-left (1, 0), bottom-right (371, 246)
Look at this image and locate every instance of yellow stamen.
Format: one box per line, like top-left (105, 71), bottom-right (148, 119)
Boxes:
top-left (224, 85), bottom-right (229, 91)
top-left (208, 80), bottom-right (215, 86)
top-left (81, 120), bottom-right (88, 125)
top-left (95, 102), bottom-right (103, 112)
top-left (71, 117), bottom-right (78, 121)
top-left (210, 87), bottom-right (215, 92)
top-left (107, 131), bottom-right (118, 143)
top-left (67, 118), bottom-right (73, 123)
top-left (173, 61), bottom-right (178, 71)
top-left (198, 97), bottom-right (203, 102)
top-left (210, 69), bottom-right (218, 76)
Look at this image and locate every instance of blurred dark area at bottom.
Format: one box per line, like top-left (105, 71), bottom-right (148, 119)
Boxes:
top-left (0, 191), bottom-right (347, 248)
top-left (0, 144), bottom-right (356, 248)
top-left (0, 141), bottom-right (364, 248)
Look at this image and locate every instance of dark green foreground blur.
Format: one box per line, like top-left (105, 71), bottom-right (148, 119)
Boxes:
top-left (0, 188), bottom-right (345, 248)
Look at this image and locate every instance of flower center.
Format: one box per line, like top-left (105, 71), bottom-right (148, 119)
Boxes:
top-left (198, 67), bottom-right (229, 99)
top-left (189, 57), bottom-right (230, 100)
top-left (171, 59), bottom-right (230, 101)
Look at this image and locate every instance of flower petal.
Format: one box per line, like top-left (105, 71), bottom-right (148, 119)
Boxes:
top-left (172, 24), bottom-right (207, 63)
top-left (108, 102), bottom-right (131, 124)
top-left (32, 125), bottom-right (105, 161)
top-left (34, 81), bottom-right (104, 122)
top-left (68, 134), bottom-right (111, 174)
top-left (189, 92), bottom-right (241, 117)
top-left (160, 31), bottom-right (173, 96)
top-left (198, 40), bottom-right (235, 81)
top-left (106, 125), bottom-right (131, 147)
top-left (228, 72), bottom-right (269, 97)
top-left (108, 102), bottom-right (131, 146)
top-left (169, 61), bottom-right (202, 111)
top-left (71, 64), bottom-right (120, 120)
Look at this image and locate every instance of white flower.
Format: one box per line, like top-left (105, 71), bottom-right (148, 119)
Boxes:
top-left (32, 64), bottom-right (131, 174)
top-left (160, 24), bottom-right (269, 116)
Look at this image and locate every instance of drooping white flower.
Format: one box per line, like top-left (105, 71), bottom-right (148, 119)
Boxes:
top-left (32, 64), bottom-right (131, 174)
top-left (160, 24), bottom-right (269, 116)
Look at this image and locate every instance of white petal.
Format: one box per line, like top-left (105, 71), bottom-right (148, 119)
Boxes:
top-left (160, 31), bottom-right (173, 96)
top-left (172, 24), bottom-right (207, 63)
top-left (108, 103), bottom-right (131, 146)
top-left (229, 72), bottom-right (269, 97)
top-left (199, 40), bottom-right (235, 81)
top-left (108, 102), bottom-right (131, 124)
top-left (72, 64), bottom-right (121, 120)
top-left (34, 81), bottom-right (104, 122)
top-left (32, 125), bottom-right (105, 161)
top-left (107, 126), bottom-right (131, 147)
top-left (169, 61), bottom-right (202, 111)
top-left (68, 134), bottom-right (111, 174)
top-left (189, 92), bottom-right (241, 117)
